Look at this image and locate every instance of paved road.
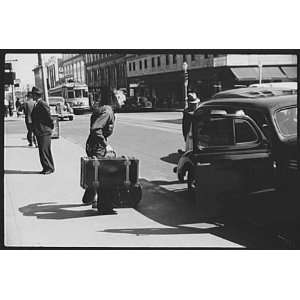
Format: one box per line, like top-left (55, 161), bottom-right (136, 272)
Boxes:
top-left (4, 113), bottom-right (292, 248)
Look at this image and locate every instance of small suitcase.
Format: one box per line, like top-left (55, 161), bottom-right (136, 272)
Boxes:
top-left (80, 156), bottom-right (142, 208)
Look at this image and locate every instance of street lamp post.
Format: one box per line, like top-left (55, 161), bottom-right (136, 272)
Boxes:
top-left (258, 60), bottom-right (263, 85)
top-left (182, 61), bottom-right (189, 109)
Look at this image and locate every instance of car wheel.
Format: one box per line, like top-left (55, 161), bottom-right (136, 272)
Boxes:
top-left (69, 116), bottom-right (74, 121)
top-left (187, 169), bottom-right (196, 199)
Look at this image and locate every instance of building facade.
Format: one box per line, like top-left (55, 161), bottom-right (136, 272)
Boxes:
top-left (126, 54), bottom-right (297, 107)
top-left (84, 53), bottom-right (128, 105)
top-left (46, 56), bottom-right (63, 89)
top-left (61, 54), bottom-right (86, 84)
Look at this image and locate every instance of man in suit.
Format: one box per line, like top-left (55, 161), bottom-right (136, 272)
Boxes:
top-left (23, 91), bottom-right (37, 147)
top-left (31, 87), bottom-right (55, 175)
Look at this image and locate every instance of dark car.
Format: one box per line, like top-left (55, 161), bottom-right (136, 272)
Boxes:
top-left (175, 89), bottom-right (298, 197)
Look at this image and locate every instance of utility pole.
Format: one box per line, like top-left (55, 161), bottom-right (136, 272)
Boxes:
top-left (38, 53), bottom-right (49, 104)
top-left (182, 61), bottom-right (189, 109)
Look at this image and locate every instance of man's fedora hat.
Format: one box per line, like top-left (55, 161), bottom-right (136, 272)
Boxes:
top-left (31, 86), bottom-right (42, 95)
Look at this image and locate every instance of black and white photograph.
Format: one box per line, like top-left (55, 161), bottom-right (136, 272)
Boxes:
top-left (2, 51), bottom-right (298, 249)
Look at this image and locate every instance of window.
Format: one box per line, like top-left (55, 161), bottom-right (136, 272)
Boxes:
top-left (152, 57), bottom-right (155, 67)
top-left (83, 90), bottom-right (88, 97)
top-left (173, 54), bottom-right (177, 64)
top-left (133, 62), bottom-right (136, 71)
top-left (234, 119), bottom-right (258, 143)
top-left (129, 63), bottom-right (132, 71)
top-left (275, 107), bottom-right (297, 136)
top-left (183, 54), bottom-right (186, 62)
top-left (196, 118), bottom-right (234, 149)
top-left (75, 90), bottom-right (82, 98)
top-left (144, 59), bottom-right (147, 69)
top-left (68, 91), bottom-right (74, 99)
top-left (166, 55), bottom-right (169, 65)
top-left (191, 54), bottom-right (195, 61)
top-left (157, 56), bottom-right (161, 66)
top-left (139, 61), bottom-right (142, 70)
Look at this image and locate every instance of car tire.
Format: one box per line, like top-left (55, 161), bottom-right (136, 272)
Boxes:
top-left (69, 116), bottom-right (74, 121)
top-left (187, 169), bottom-right (196, 199)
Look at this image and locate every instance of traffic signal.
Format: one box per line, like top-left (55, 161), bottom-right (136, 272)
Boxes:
top-left (4, 72), bottom-right (15, 85)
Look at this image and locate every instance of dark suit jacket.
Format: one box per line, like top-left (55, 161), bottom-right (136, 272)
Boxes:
top-left (31, 99), bottom-right (54, 136)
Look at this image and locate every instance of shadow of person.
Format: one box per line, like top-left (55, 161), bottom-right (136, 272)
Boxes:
top-left (5, 170), bottom-right (41, 175)
top-left (18, 202), bottom-right (100, 220)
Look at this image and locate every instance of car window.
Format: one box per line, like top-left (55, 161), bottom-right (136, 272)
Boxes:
top-left (275, 107), bottom-right (297, 136)
top-left (68, 91), bottom-right (74, 99)
top-left (196, 117), bottom-right (234, 149)
top-left (75, 90), bottom-right (81, 98)
top-left (235, 119), bottom-right (258, 143)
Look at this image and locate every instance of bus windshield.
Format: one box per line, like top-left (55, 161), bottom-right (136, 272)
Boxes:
top-left (82, 90), bottom-right (88, 97)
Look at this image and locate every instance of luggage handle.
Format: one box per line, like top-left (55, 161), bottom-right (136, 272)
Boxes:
top-left (92, 158), bottom-right (100, 189)
top-left (122, 155), bottom-right (131, 187)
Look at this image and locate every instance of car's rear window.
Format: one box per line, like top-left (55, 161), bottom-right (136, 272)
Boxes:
top-left (274, 107), bottom-right (297, 136)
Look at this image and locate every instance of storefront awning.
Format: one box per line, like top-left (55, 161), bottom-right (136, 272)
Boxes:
top-left (281, 66), bottom-right (297, 80)
top-left (261, 67), bottom-right (287, 80)
top-left (230, 67), bottom-right (258, 81)
top-left (231, 67), bottom-right (287, 81)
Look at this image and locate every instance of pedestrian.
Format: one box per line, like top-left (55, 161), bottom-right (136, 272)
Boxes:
top-left (82, 98), bottom-right (116, 213)
top-left (182, 92), bottom-right (201, 142)
top-left (23, 91), bottom-right (37, 147)
top-left (4, 98), bottom-right (9, 117)
top-left (15, 98), bottom-right (21, 117)
top-left (31, 87), bottom-right (55, 175)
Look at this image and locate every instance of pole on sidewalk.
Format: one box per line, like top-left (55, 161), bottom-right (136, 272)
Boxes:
top-left (38, 53), bottom-right (49, 104)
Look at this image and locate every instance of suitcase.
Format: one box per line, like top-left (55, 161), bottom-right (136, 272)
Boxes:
top-left (80, 156), bottom-right (142, 208)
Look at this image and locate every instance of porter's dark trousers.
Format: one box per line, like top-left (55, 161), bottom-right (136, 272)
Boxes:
top-left (36, 134), bottom-right (55, 172)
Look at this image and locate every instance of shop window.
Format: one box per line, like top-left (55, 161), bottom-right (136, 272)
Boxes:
top-left (133, 62), bottom-right (136, 71)
top-left (139, 61), bottom-right (142, 70)
top-left (144, 59), bottom-right (147, 69)
top-left (173, 54), bottom-right (177, 64)
top-left (152, 57), bottom-right (155, 67)
top-left (166, 55), bottom-right (169, 65)
top-left (129, 63), bottom-right (132, 71)
top-left (157, 56), bottom-right (161, 67)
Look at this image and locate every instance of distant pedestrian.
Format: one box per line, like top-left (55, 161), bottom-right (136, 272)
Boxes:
top-left (31, 87), bottom-right (55, 175)
top-left (182, 92), bottom-right (201, 142)
top-left (16, 98), bottom-right (21, 117)
top-left (82, 99), bottom-right (116, 213)
top-left (23, 91), bottom-right (37, 147)
top-left (4, 98), bottom-right (9, 117)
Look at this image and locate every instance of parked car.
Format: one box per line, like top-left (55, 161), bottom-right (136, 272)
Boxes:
top-left (121, 96), bottom-right (153, 112)
top-left (174, 88), bottom-right (298, 197)
top-left (212, 85), bottom-right (297, 100)
top-left (48, 97), bottom-right (74, 121)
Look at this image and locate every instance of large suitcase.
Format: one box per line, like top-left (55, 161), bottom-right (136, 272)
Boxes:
top-left (80, 156), bottom-right (142, 208)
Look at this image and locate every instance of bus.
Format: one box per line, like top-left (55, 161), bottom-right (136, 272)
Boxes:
top-left (48, 82), bottom-right (90, 113)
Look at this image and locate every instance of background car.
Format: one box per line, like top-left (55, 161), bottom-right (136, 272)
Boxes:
top-left (48, 96), bottom-right (74, 121)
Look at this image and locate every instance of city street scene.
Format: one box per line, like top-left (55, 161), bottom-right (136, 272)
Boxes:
top-left (3, 52), bottom-right (299, 248)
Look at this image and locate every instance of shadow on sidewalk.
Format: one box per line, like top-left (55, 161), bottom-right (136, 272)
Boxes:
top-left (18, 202), bottom-right (100, 219)
top-left (4, 145), bottom-right (35, 149)
top-left (101, 178), bottom-right (287, 249)
top-left (5, 170), bottom-right (41, 175)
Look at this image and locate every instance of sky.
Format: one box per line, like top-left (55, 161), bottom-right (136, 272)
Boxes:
top-left (5, 53), bottom-right (62, 89)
